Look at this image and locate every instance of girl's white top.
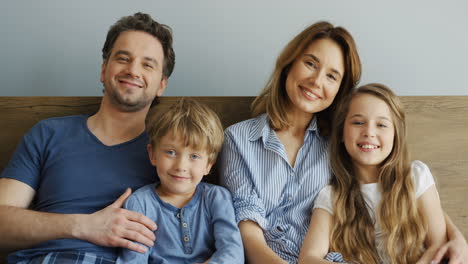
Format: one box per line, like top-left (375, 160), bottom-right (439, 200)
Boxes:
top-left (314, 160), bottom-right (436, 263)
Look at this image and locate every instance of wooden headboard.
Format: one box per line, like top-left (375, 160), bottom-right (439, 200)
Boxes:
top-left (0, 96), bottom-right (467, 261)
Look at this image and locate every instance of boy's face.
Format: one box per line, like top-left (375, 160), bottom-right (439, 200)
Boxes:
top-left (148, 133), bottom-right (213, 197)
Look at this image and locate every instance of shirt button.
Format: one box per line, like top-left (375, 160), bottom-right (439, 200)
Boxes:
top-left (184, 236), bottom-right (190, 242)
top-left (176, 213), bottom-right (180, 218)
top-left (182, 222), bottom-right (188, 228)
top-left (288, 196), bottom-right (292, 201)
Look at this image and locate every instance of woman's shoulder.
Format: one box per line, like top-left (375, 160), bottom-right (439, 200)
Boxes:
top-left (225, 113), bottom-right (268, 137)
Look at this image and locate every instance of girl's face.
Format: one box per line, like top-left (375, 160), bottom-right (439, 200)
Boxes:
top-left (285, 38), bottom-right (344, 119)
top-left (343, 94), bottom-right (395, 174)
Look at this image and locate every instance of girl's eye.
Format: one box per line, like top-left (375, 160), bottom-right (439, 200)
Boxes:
top-left (378, 123), bottom-right (388, 128)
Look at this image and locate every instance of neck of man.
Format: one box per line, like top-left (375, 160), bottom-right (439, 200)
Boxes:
top-left (87, 96), bottom-right (150, 146)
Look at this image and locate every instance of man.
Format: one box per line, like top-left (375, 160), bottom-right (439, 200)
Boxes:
top-left (0, 12), bottom-right (175, 263)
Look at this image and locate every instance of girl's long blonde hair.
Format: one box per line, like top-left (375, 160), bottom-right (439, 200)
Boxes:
top-left (329, 83), bottom-right (427, 263)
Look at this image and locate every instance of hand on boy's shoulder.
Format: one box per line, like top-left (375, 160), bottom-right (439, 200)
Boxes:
top-left (77, 188), bottom-right (157, 253)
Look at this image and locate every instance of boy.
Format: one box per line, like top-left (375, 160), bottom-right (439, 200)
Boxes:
top-left (116, 98), bottom-right (244, 263)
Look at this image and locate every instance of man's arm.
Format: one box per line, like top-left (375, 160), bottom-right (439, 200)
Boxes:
top-left (0, 178), bottom-right (156, 253)
top-left (239, 221), bottom-right (287, 264)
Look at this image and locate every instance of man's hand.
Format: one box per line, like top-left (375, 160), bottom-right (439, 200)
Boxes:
top-left (74, 188), bottom-right (157, 253)
top-left (432, 237), bottom-right (468, 264)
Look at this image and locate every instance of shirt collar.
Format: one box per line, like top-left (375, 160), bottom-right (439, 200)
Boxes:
top-left (248, 113), bottom-right (320, 141)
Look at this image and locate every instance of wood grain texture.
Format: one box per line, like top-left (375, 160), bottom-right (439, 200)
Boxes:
top-left (0, 96), bottom-right (466, 261)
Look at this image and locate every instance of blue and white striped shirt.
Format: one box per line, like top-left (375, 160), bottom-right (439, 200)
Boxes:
top-left (220, 113), bottom-right (331, 263)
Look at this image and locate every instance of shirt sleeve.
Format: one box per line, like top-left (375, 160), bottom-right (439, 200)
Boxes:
top-left (313, 185), bottom-right (334, 215)
top-left (116, 194), bottom-right (151, 263)
top-left (206, 186), bottom-right (244, 264)
top-left (219, 130), bottom-right (268, 229)
top-left (411, 160), bottom-right (436, 198)
top-left (0, 122), bottom-right (49, 190)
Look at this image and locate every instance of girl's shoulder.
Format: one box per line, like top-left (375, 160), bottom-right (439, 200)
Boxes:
top-left (410, 160), bottom-right (435, 198)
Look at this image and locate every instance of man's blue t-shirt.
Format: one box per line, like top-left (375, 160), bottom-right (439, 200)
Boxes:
top-left (1, 115), bottom-right (156, 262)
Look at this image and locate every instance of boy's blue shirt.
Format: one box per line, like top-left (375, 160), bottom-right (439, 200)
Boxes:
top-left (116, 182), bottom-right (244, 264)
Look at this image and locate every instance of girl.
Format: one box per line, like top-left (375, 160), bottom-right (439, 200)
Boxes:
top-left (298, 83), bottom-right (447, 264)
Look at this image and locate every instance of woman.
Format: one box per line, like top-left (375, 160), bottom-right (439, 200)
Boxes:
top-left (220, 21), bottom-right (467, 264)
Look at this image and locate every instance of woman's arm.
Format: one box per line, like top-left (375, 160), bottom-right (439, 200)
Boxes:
top-left (298, 208), bottom-right (334, 264)
top-left (239, 221), bottom-right (286, 264)
top-left (432, 213), bottom-right (468, 264)
top-left (220, 131), bottom-right (281, 262)
top-left (415, 185), bottom-right (447, 264)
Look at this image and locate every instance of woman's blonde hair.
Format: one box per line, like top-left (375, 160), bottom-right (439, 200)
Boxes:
top-left (329, 83), bottom-right (427, 263)
top-left (251, 21), bottom-right (361, 135)
top-left (146, 98), bottom-right (224, 164)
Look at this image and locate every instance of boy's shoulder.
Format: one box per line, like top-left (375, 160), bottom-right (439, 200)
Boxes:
top-left (128, 183), bottom-right (158, 201)
top-left (199, 182), bottom-right (232, 201)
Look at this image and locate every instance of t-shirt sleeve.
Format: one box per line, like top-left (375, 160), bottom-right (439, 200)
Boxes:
top-left (117, 192), bottom-right (151, 263)
top-left (411, 160), bottom-right (436, 198)
top-left (0, 122), bottom-right (49, 190)
top-left (313, 185), bottom-right (334, 215)
top-left (206, 185), bottom-right (244, 264)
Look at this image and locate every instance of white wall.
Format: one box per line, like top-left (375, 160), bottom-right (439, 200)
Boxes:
top-left (1, 0), bottom-right (467, 96)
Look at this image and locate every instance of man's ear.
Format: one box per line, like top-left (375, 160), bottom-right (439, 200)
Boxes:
top-left (156, 76), bottom-right (168, 97)
top-left (100, 61), bottom-right (107, 84)
top-left (147, 144), bottom-right (156, 166)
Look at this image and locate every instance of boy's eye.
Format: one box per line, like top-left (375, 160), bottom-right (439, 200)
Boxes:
top-left (165, 150), bottom-right (176, 156)
top-left (190, 154), bottom-right (201, 160)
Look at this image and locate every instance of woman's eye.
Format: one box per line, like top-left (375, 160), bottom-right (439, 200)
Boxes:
top-left (327, 74), bottom-right (337, 81)
top-left (352, 121), bottom-right (364, 125)
top-left (305, 61), bottom-right (316, 68)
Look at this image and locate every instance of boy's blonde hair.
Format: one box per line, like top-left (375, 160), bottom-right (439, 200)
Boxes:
top-left (146, 98), bottom-right (224, 164)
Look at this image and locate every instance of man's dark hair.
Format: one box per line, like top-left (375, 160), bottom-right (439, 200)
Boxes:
top-left (102, 12), bottom-right (175, 78)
